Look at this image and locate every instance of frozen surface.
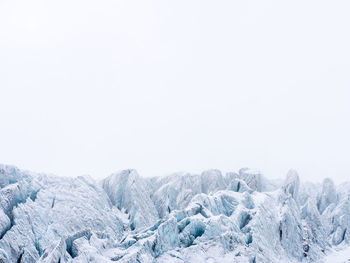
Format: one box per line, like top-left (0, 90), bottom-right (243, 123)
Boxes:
top-left (0, 164), bottom-right (349, 262)
top-left (323, 245), bottom-right (350, 263)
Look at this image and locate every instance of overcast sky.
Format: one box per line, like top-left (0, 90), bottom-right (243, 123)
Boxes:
top-left (0, 0), bottom-right (349, 182)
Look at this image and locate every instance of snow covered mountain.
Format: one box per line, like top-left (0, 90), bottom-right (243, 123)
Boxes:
top-left (0, 164), bottom-right (349, 263)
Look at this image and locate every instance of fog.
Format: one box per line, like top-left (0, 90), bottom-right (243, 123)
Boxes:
top-left (1, 0), bottom-right (349, 182)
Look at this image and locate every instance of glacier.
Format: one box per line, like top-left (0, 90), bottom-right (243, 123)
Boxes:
top-left (0, 164), bottom-right (349, 262)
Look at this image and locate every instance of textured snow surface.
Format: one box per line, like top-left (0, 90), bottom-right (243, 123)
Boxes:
top-left (323, 245), bottom-right (350, 263)
top-left (0, 164), bottom-right (349, 262)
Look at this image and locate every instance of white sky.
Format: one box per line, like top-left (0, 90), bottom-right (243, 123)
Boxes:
top-left (0, 0), bottom-right (349, 182)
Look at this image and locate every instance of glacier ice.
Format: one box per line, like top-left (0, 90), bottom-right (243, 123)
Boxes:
top-left (0, 164), bottom-right (350, 262)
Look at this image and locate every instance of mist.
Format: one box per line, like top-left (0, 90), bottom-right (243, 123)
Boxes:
top-left (1, 0), bottom-right (349, 182)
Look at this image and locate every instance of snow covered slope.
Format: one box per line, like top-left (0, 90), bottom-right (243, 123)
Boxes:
top-left (323, 245), bottom-right (350, 263)
top-left (0, 164), bottom-right (349, 262)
